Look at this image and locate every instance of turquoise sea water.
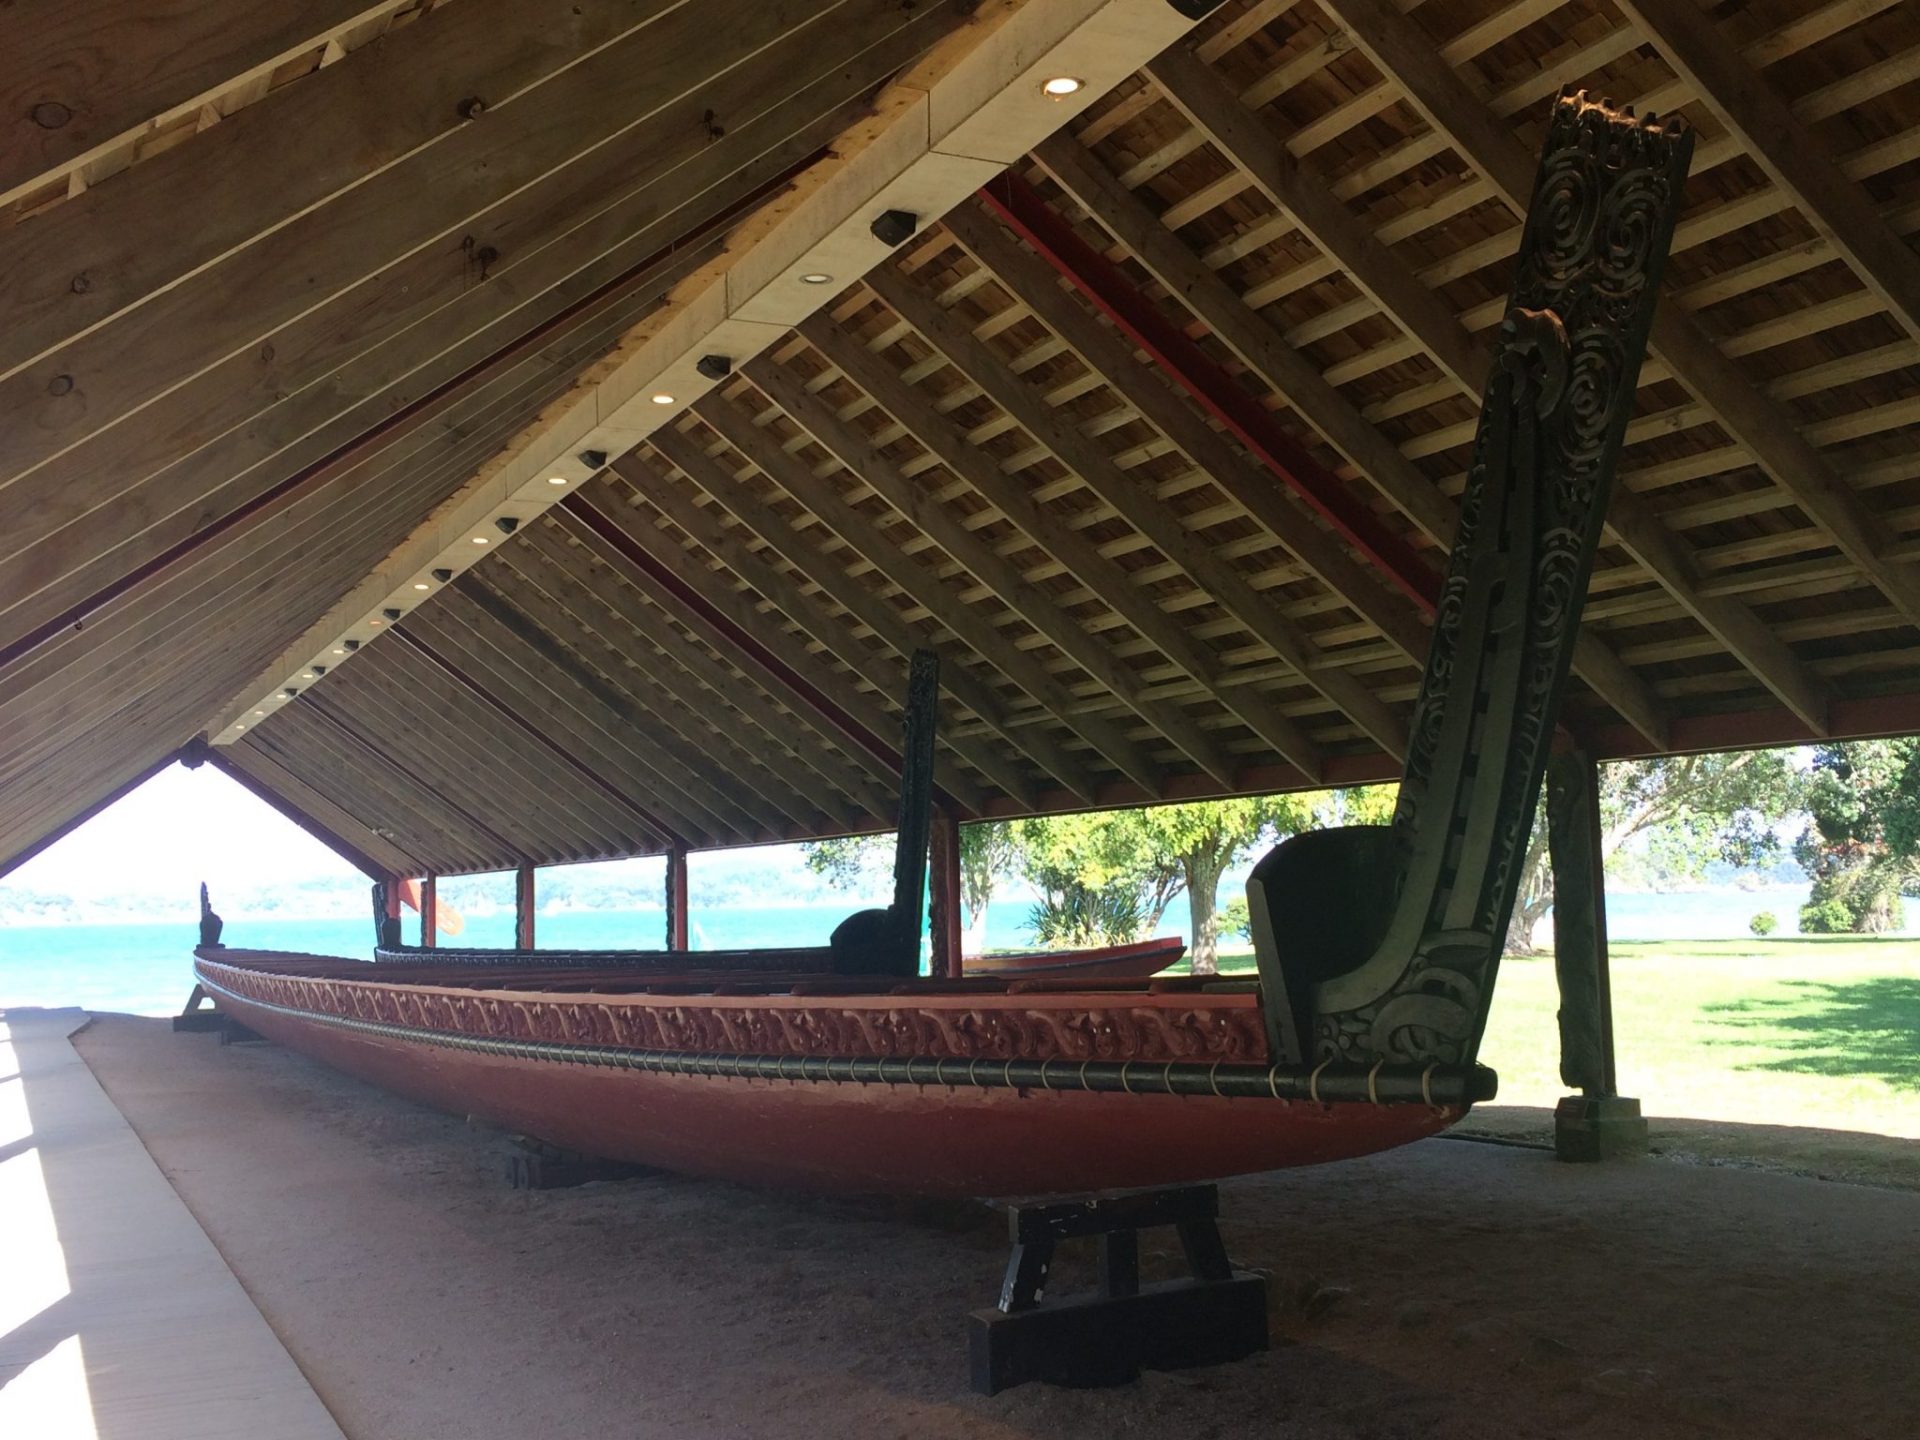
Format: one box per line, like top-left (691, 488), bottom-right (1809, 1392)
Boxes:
top-left (1, 885), bottom-right (1880, 1019)
top-left (0, 904), bottom-right (1033, 1017)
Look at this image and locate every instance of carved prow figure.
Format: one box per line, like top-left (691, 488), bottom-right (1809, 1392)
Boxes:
top-left (198, 883), bottom-right (224, 948)
top-left (1248, 93), bottom-right (1694, 1069)
top-left (829, 649), bottom-right (941, 976)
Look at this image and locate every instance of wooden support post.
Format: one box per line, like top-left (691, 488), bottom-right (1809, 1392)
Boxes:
top-left (515, 865), bottom-right (536, 950)
top-left (420, 874), bottom-right (437, 949)
top-left (666, 845), bottom-right (690, 951)
top-left (1546, 749), bottom-right (1646, 1161)
top-left (930, 808), bottom-right (964, 979)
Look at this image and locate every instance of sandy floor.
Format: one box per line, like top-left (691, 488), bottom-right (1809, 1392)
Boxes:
top-left (75, 1016), bottom-right (1920, 1440)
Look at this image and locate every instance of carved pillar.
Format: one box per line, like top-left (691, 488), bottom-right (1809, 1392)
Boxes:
top-left (1546, 749), bottom-right (1646, 1161)
top-left (515, 865), bottom-right (536, 950)
top-left (666, 845), bottom-right (690, 950)
top-left (930, 808), bottom-right (964, 979)
top-left (421, 875), bottom-right (437, 949)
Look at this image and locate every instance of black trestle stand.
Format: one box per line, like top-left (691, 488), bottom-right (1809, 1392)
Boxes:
top-left (968, 1184), bottom-right (1267, 1393)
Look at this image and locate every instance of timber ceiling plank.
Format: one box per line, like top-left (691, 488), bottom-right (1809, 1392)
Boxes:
top-left (1309, 0), bottom-right (1920, 638)
top-left (218, 738), bottom-right (425, 877)
top-left (596, 457), bottom-right (1040, 809)
top-left (437, 554), bottom-right (859, 833)
top-left (534, 510), bottom-right (887, 831)
top-left (1030, 128), bottom-right (1677, 748)
top-left (801, 292), bottom-right (1259, 782)
top-left (1137, 31), bottom-right (1831, 738)
top-left (325, 658), bottom-right (640, 862)
top-left (719, 351), bottom-right (1174, 793)
top-left (941, 200), bottom-right (1412, 761)
top-left (562, 487), bottom-right (927, 820)
top-left (637, 438), bottom-right (1094, 804)
top-left (0, 0), bottom-right (403, 202)
top-left (0, 0), bottom-right (953, 488)
top-left (494, 524), bottom-right (836, 837)
top-left (0, 0), bottom-right (699, 377)
top-left (449, 556), bottom-right (774, 844)
top-left (0, 0), bottom-right (961, 652)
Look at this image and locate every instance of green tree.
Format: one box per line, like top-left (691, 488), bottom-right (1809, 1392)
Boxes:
top-left (802, 820), bottom-right (1020, 949)
top-left (1504, 750), bottom-right (1802, 953)
top-left (1795, 739), bottom-right (1920, 933)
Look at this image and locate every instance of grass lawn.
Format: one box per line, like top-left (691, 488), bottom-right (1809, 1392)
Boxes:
top-left (1202, 937), bottom-right (1920, 1139)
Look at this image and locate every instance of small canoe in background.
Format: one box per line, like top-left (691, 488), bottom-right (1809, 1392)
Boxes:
top-left (963, 936), bottom-right (1184, 981)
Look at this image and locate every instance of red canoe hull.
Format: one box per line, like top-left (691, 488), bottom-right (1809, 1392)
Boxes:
top-left (195, 951), bottom-right (1468, 1196)
top-left (963, 936), bottom-right (1185, 981)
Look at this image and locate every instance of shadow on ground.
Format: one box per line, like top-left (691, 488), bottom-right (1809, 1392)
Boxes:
top-left (1703, 977), bottom-right (1920, 1090)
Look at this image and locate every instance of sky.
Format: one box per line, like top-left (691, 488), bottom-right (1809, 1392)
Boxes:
top-left (4, 763), bottom-right (362, 902)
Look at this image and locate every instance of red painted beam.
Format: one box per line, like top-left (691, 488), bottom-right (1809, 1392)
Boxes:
top-left (666, 844), bottom-right (690, 949)
top-left (389, 626), bottom-right (684, 851)
top-left (421, 873), bottom-right (438, 948)
top-left (566, 492), bottom-right (962, 813)
top-left (301, 691), bottom-right (533, 866)
top-left (977, 175), bottom-right (1440, 613)
top-left (515, 864), bottom-right (536, 949)
top-left (197, 742), bottom-right (398, 881)
top-left (0, 748), bottom-right (182, 880)
top-left (929, 807), bottom-right (964, 978)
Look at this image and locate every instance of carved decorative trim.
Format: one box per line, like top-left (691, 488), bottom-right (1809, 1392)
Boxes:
top-left (1251, 94), bottom-right (1694, 1069)
top-left (195, 956), bottom-right (1271, 1067)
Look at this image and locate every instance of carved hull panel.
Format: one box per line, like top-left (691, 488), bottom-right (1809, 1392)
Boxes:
top-left (195, 950), bottom-right (1463, 1196)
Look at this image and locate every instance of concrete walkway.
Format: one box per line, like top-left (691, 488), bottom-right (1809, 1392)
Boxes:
top-left (0, 1008), bottom-right (343, 1440)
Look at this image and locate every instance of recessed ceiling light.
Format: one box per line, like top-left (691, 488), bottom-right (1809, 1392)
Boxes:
top-left (300, 672), bottom-right (314, 680)
top-left (472, 536), bottom-right (489, 545)
top-left (1041, 75), bottom-right (1084, 98)
top-left (413, 581), bottom-right (430, 590)
top-left (799, 272), bottom-right (833, 285)
top-left (369, 619), bottom-right (383, 627)
top-left (332, 648), bottom-right (345, 656)
top-left (235, 724), bottom-right (245, 731)
top-left (547, 476), bottom-right (568, 485)
top-left (253, 710), bottom-right (265, 717)
top-left (650, 393), bottom-right (675, 405)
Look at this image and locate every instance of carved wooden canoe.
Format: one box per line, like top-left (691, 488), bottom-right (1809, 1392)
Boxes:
top-left (963, 935), bottom-right (1184, 980)
top-left (193, 946), bottom-right (1489, 1197)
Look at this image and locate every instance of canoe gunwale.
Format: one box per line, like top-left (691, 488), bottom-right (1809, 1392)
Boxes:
top-left (194, 956), bottom-right (1496, 1107)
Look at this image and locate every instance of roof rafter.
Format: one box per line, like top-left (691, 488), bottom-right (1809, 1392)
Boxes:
top-left (1139, 41), bottom-right (1827, 736)
top-left (1312, 0), bottom-right (1920, 640)
top-left (707, 358), bottom-right (1177, 794)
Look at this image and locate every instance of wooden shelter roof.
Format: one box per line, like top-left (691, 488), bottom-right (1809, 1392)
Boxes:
top-left (6, 0), bottom-right (1920, 878)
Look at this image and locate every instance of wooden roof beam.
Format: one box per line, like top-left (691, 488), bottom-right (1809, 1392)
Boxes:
top-left (0, 0), bottom-right (411, 205)
top-left (614, 452), bottom-right (1044, 810)
top-left (633, 441), bottom-right (1091, 804)
top-left (383, 624), bottom-right (687, 851)
top-left (1026, 140), bottom-right (1673, 749)
top-left (944, 199), bottom-right (1409, 761)
top-left (211, 740), bottom-right (419, 879)
top-left (1313, 0), bottom-right (1920, 641)
top-left (858, 258), bottom-right (1333, 776)
top-left (301, 689), bottom-right (536, 866)
top-left (0, 748), bottom-right (181, 881)
top-left (467, 544), bottom-right (806, 840)
top-left (1139, 46), bottom-right (1822, 737)
top-left (563, 492), bottom-right (906, 823)
top-left (698, 365), bottom-right (1173, 795)
top-left (178, 0), bottom-right (1212, 745)
top-left (501, 521), bottom-right (848, 835)
top-left (1612, 0), bottom-right (1920, 350)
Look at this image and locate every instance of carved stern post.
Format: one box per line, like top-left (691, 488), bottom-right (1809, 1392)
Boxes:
top-left (1248, 95), bottom-right (1695, 1071)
